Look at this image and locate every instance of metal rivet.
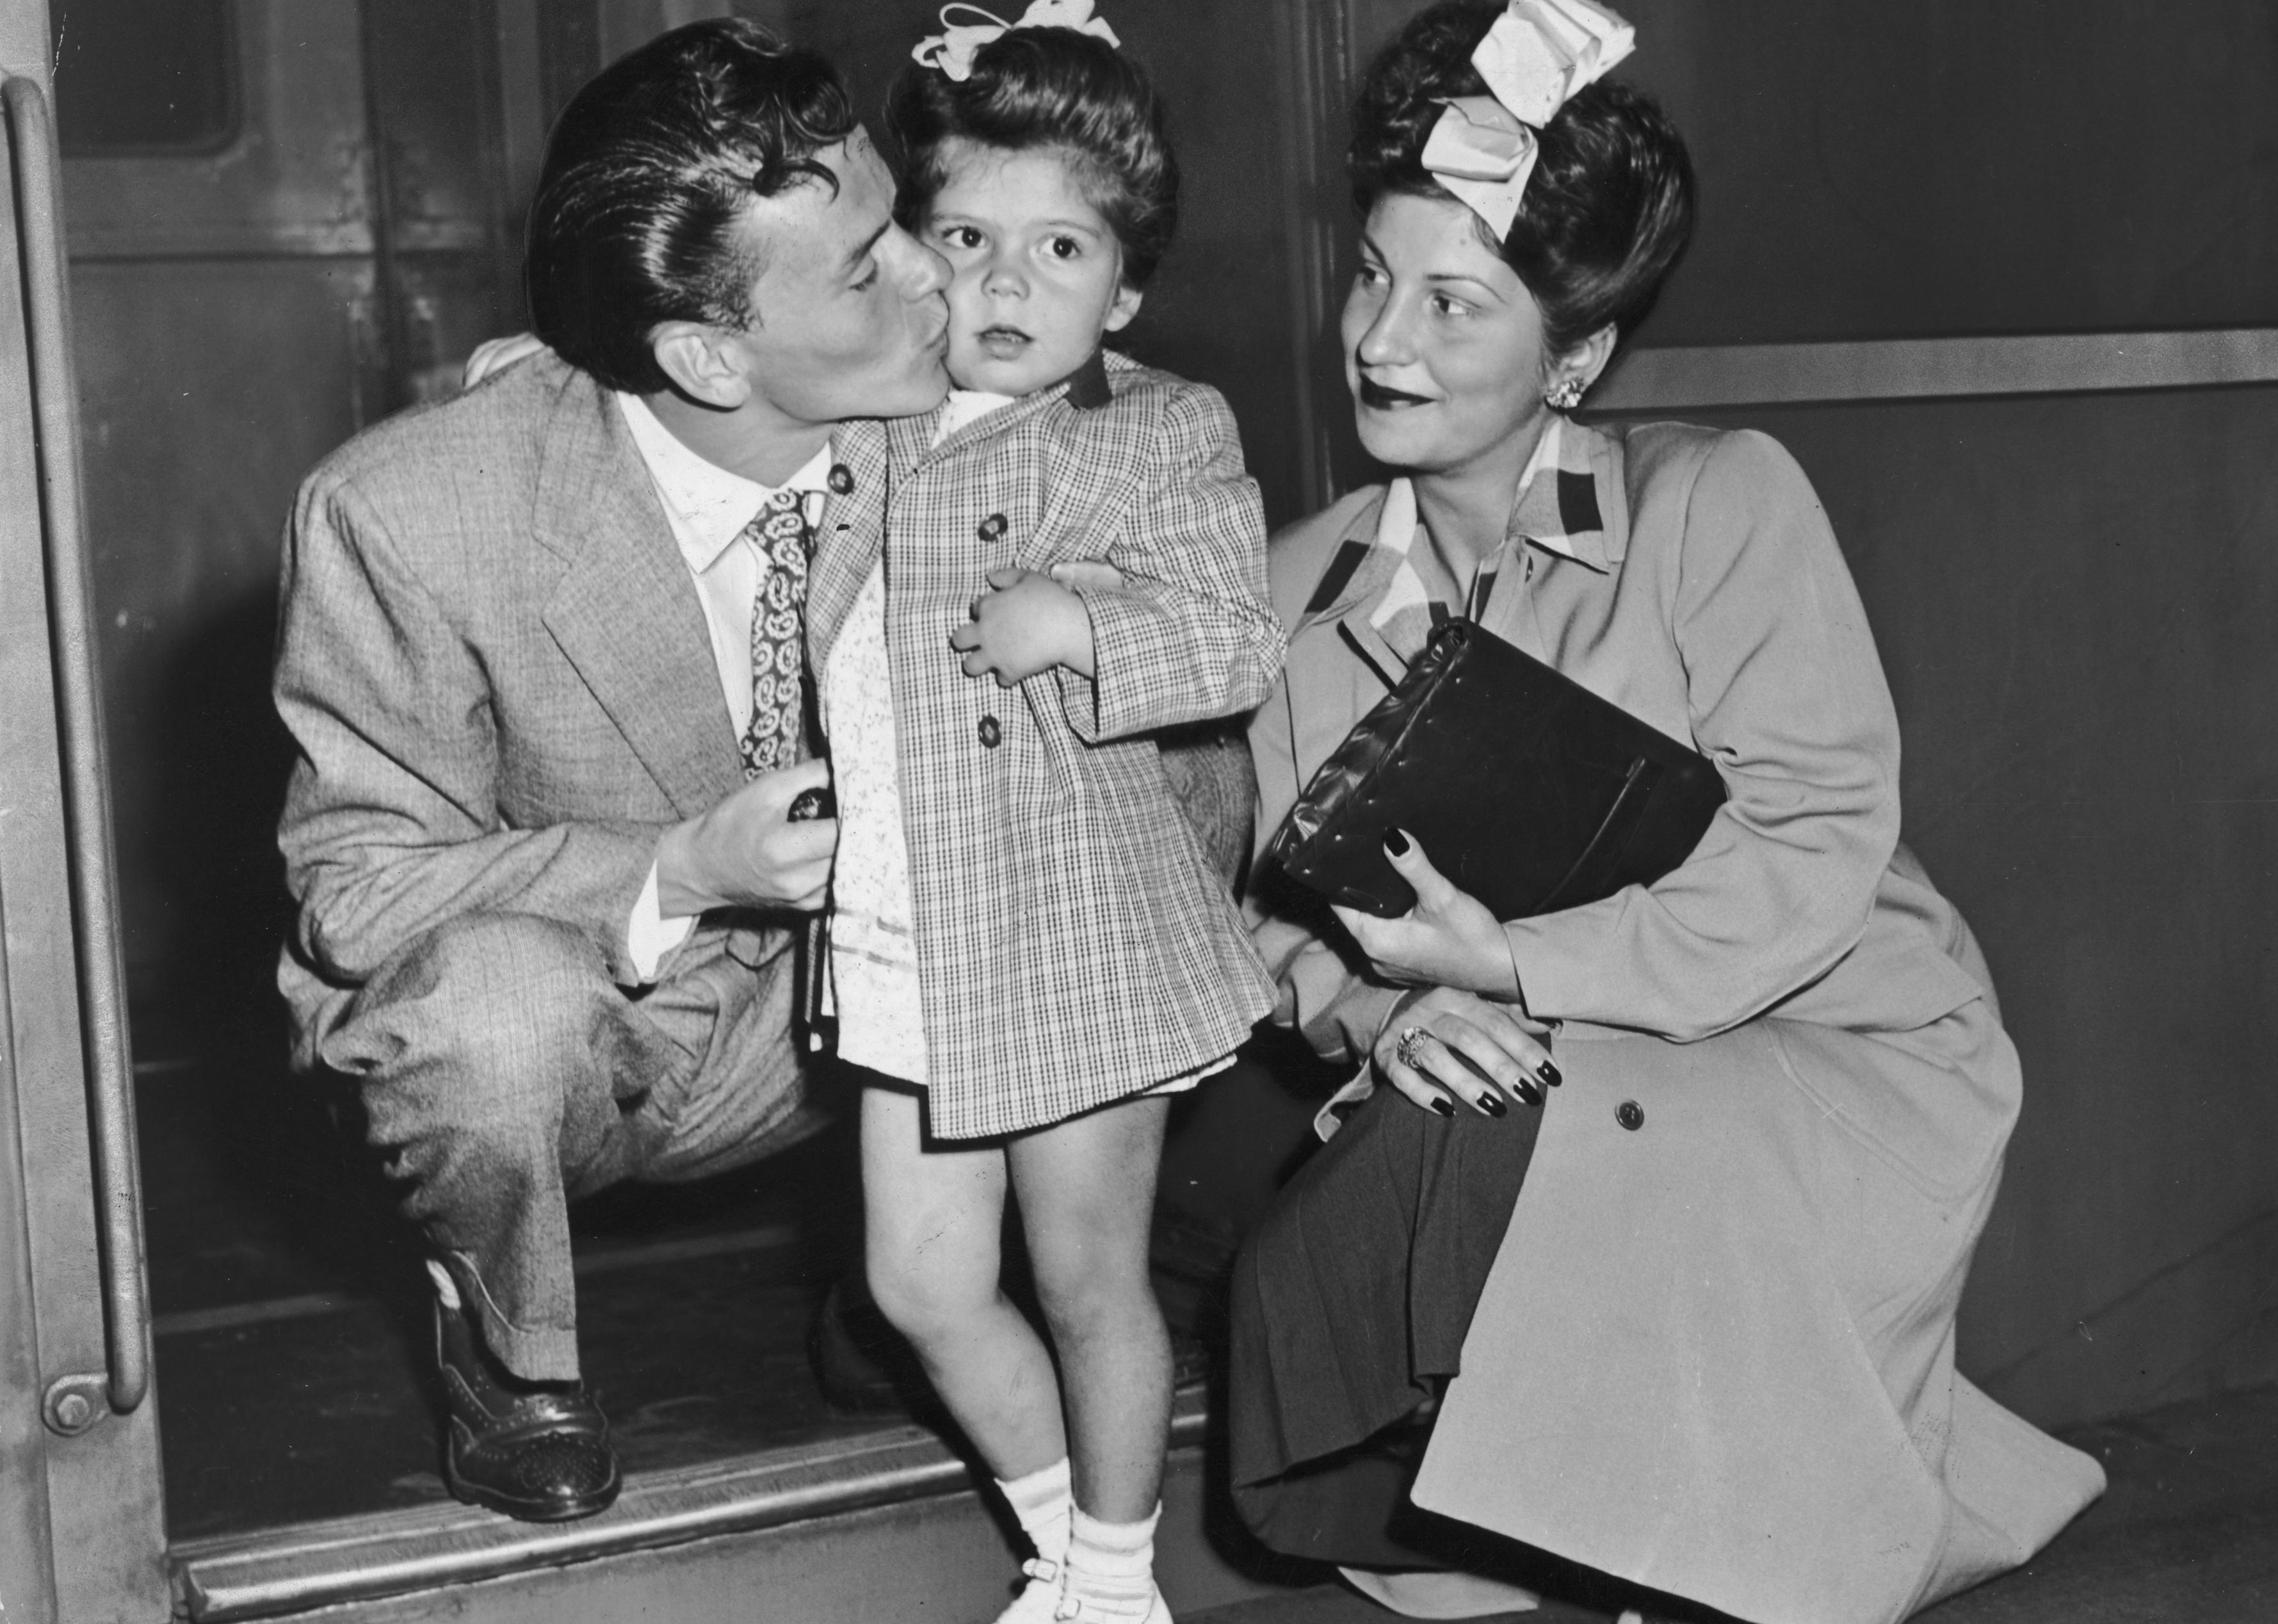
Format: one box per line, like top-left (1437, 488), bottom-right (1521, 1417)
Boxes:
top-left (44, 1372), bottom-right (108, 1437)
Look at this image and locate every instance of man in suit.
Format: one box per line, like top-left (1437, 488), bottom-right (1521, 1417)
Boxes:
top-left (272, 22), bottom-right (949, 1522)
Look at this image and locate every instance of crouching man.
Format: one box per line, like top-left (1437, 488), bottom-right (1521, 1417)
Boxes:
top-left (273, 20), bottom-right (949, 1520)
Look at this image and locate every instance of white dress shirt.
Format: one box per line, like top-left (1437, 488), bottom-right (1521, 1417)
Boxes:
top-left (615, 390), bottom-right (832, 981)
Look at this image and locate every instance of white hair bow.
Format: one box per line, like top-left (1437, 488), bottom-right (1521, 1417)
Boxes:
top-left (912, 0), bottom-right (1122, 83)
top-left (1419, 0), bottom-right (1634, 239)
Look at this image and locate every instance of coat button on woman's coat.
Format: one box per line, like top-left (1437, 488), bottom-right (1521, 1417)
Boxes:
top-left (978, 513), bottom-right (1008, 541)
top-left (827, 463), bottom-right (854, 495)
top-left (977, 714), bottom-right (1002, 748)
top-left (1616, 1100), bottom-right (1645, 1131)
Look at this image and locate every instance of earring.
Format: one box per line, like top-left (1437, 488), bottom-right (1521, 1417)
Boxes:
top-left (1544, 377), bottom-right (1585, 410)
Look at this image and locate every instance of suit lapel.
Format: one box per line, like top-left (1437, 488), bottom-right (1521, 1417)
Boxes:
top-left (534, 376), bottom-right (745, 819)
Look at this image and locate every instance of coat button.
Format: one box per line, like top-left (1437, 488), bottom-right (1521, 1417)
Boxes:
top-left (1616, 1100), bottom-right (1645, 1131)
top-left (827, 463), bottom-right (854, 495)
top-left (977, 714), bottom-right (1002, 748)
top-left (977, 513), bottom-right (1008, 542)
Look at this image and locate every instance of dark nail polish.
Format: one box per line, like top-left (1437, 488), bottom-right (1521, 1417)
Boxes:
top-left (1383, 827), bottom-right (1412, 857)
top-left (1517, 1080), bottom-right (1544, 1109)
top-left (1478, 1093), bottom-right (1508, 1118)
top-left (1537, 1061), bottom-right (1562, 1088)
top-left (1430, 1097), bottom-right (1457, 1117)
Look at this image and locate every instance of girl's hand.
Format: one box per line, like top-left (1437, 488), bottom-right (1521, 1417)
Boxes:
top-left (1333, 831), bottom-right (1523, 1001)
top-left (950, 568), bottom-right (1097, 686)
top-left (461, 332), bottom-right (549, 389)
top-left (1048, 558), bottom-right (1127, 593)
top-left (1375, 985), bottom-right (1559, 1117)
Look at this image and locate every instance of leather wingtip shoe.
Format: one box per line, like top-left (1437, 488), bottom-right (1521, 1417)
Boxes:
top-left (436, 1298), bottom-right (621, 1522)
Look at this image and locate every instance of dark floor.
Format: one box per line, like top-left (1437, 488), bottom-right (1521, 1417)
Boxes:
top-left (135, 1024), bottom-right (1323, 1540)
top-left (1190, 1385), bottom-right (2278, 1622)
top-left (134, 1027), bottom-right (2278, 1622)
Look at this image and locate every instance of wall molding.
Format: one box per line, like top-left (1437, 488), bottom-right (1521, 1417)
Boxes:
top-left (1593, 328), bottom-right (2278, 412)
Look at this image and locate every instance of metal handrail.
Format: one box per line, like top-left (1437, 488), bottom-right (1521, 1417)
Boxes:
top-left (4, 74), bottom-right (149, 1414)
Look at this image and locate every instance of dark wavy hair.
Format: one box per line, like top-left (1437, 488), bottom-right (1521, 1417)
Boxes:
top-left (526, 19), bottom-right (858, 394)
top-left (1350, 0), bottom-right (1694, 360)
top-left (885, 25), bottom-right (1179, 289)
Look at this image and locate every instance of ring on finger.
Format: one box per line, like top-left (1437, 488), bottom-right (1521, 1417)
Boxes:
top-left (1394, 1024), bottom-right (1430, 1071)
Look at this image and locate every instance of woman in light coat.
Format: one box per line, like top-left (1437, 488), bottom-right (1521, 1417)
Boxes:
top-left (1227, 6), bottom-right (2105, 1621)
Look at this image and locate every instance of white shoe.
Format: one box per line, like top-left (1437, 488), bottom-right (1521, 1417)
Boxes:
top-left (992, 1557), bottom-right (1065, 1624)
top-left (1337, 1566), bottom-right (1540, 1617)
top-left (1051, 1584), bottom-right (1172, 1623)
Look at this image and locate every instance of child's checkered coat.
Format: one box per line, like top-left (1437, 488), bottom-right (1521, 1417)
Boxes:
top-left (809, 352), bottom-right (1283, 1138)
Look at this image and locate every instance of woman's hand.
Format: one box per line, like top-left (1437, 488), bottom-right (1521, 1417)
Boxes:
top-left (461, 332), bottom-right (549, 390)
top-left (1375, 985), bottom-right (1559, 1117)
top-left (1333, 831), bottom-right (1524, 1001)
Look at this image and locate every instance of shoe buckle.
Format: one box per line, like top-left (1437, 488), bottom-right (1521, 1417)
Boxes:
top-left (1021, 1557), bottom-right (1060, 1584)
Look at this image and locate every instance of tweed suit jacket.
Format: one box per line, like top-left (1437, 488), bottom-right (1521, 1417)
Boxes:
top-left (274, 354), bottom-right (847, 1061)
top-left (806, 353), bottom-right (1282, 1138)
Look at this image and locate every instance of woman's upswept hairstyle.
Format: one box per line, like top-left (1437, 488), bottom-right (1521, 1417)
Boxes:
top-left (885, 26), bottom-right (1179, 290)
top-left (1351, 0), bottom-right (1695, 359)
top-left (526, 19), bottom-right (857, 394)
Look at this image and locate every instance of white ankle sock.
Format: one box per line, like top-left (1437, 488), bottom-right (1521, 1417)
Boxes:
top-left (998, 1456), bottom-right (1074, 1572)
top-left (1063, 1502), bottom-right (1167, 1621)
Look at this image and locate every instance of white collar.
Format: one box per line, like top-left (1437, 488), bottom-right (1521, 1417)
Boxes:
top-left (615, 392), bottom-right (832, 573)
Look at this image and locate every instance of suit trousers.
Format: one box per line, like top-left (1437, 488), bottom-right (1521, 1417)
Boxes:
top-left (319, 911), bottom-right (816, 1382)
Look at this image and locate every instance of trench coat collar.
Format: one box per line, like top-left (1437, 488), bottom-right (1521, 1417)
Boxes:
top-left (1295, 417), bottom-right (1631, 641)
top-left (531, 363), bottom-right (745, 819)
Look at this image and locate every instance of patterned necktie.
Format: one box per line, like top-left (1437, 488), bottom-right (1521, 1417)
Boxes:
top-left (738, 487), bottom-right (818, 778)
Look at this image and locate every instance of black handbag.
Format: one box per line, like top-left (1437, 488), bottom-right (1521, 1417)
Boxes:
top-left (1263, 618), bottom-right (1727, 919)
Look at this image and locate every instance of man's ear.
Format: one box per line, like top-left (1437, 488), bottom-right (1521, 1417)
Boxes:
top-left (1102, 282), bottom-right (1143, 335)
top-left (650, 321), bottom-right (752, 409)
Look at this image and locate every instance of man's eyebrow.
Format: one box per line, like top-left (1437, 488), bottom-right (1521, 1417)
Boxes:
top-left (842, 218), bottom-right (891, 275)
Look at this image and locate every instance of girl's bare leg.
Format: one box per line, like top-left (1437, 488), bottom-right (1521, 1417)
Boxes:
top-left (861, 1083), bottom-right (1067, 1477)
top-left (1008, 1095), bottom-right (1174, 1521)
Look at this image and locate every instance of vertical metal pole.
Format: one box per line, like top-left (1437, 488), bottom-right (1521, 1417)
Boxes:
top-left (3, 74), bottom-right (149, 1415)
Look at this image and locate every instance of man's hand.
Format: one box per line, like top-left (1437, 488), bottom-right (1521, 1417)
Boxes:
top-left (949, 568), bottom-right (1095, 686)
top-left (654, 758), bottom-right (837, 916)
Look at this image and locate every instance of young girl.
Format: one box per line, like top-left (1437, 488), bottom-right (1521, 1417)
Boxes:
top-left (804, 7), bottom-right (1282, 1620)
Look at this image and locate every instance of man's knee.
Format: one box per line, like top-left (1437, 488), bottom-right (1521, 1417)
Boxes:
top-left (323, 912), bottom-right (627, 1155)
top-left (329, 912), bottom-right (610, 1082)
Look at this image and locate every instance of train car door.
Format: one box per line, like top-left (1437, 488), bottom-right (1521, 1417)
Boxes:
top-left (0, 4), bottom-right (171, 1621)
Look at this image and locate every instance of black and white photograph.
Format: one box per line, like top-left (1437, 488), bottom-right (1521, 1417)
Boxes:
top-left (0, 2), bottom-right (2272, 1621)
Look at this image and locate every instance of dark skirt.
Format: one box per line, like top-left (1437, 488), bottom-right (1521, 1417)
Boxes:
top-left (1228, 1080), bottom-right (1542, 1568)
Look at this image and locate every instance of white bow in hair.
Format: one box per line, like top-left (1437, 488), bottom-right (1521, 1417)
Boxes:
top-left (912, 0), bottom-right (1122, 83)
top-left (1419, 0), bottom-right (1635, 239)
